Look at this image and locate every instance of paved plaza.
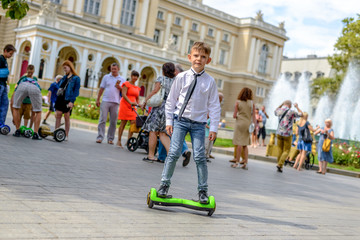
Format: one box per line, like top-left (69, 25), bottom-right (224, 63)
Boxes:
top-left (1, 126), bottom-right (360, 239)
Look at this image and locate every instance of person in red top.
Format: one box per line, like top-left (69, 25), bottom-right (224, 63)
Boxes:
top-left (117, 70), bottom-right (140, 148)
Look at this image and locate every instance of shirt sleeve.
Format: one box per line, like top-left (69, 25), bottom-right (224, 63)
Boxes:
top-left (165, 76), bottom-right (182, 126)
top-left (208, 81), bottom-right (221, 133)
top-left (100, 75), bottom-right (107, 89)
top-left (155, 76), bottom-right (163, 84)
top-left (275, 107), bottom-right (283, 117)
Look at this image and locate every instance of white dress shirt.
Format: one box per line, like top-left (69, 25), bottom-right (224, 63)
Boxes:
top-left (100, 73), bottom-right (126, 104)
top-left (165, 68), bottom-right (221, 132)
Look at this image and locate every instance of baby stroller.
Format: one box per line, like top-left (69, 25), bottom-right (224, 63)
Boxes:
top-left (126, 107), bottom-right (158, 154)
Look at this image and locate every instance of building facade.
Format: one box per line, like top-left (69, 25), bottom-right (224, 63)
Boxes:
top-left (0, 0), bottom-right (288, 117)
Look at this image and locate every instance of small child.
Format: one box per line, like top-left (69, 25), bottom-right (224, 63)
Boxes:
top-left (158, 42), bottom-right (221, 203)
top-left (43, 75), bottom-right (62, 125)
top-left (0, 44), bottom-right (16, 127)
top-left (205, 115), bottom-right (214, 162)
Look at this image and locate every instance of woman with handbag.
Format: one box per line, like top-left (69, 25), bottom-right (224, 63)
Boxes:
top-left (314, 119), bottom-right (334, 175)
top-left (116, 70), bottom-right (140, 148)
top-left (293, 112), bottom-right (319, 171)
top-left (140, 62), bottom-right (175, 162)
top-left (231, 87), bottom-right (256, 169)
top-left (55, 60), bottom-right (80, 140)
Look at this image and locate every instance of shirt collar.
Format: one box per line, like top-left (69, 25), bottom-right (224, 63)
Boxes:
top-left (190, 68), bottom-right (205, 76)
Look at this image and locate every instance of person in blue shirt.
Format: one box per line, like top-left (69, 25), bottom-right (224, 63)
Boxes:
top-left (42, 75), bottom-right (62, 125)
top-left (257, 105), bottom-right (269, 147)
top-left (0, 44), bottom-right (16, 128)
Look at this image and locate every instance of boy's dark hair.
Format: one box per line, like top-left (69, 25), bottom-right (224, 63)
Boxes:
top-left (237, 87), bottom-right (253, 101)
top-left (27, 64), bottom-right (35, 70)
top-left (191, 42), bottom-right (211, 56)
top-left (162, 62), bottom-right (175, 78)
top-left (131, 70), bottom-right (139, 77)
top-left (3, 44), bottom-right (16, 52)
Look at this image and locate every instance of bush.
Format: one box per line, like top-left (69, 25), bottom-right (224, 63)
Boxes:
top-left (74, 100), bottom-right (100, 120)
top-left (332, 142), bottom-right (360, 168)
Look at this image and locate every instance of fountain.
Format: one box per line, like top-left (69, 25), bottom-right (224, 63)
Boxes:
top-left (294, 72), bottom-right (311, 118)
top-left (332, 63), bottom-right (360, 139)
top-left (312, 94), bottom-right (332, 127)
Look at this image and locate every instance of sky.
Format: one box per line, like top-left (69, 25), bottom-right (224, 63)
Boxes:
top-left (203, 0), bottom-right (359, 58)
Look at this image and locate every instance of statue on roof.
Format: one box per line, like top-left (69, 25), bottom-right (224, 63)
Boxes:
top-left (279, 21), bottom-right (285, 29)
top-left (255, 10), bottom-right (264, 21)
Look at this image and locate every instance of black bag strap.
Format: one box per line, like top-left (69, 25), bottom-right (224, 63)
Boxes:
top-left (63, 75), bottom-right (73, 90)
top-left (279, 108), bottom-right (290, 123)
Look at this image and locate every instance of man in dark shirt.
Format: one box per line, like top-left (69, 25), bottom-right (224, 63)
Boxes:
top-left (0, 44), bottom-right (16, 127)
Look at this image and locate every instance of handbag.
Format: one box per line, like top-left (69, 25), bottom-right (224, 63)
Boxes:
top-left (301, 124), bottom-right (313, 143)
top-left (130, 123), bottom-right (140, 133)
top-left (249, 100), bottom-right (255, 133)
top-left (57, 76), bottom-right (71, 97)
top-left (322, 135), bottom-right (331, 152)
top-left (147, 77), bottom-right (165, 107)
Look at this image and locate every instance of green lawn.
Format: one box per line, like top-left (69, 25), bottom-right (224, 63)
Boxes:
top-left (313, 156), bottom-right (360, 172)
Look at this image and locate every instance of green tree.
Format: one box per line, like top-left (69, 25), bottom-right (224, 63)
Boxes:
top-left (312, 15), bottom-right (360, 97)
top-left (328, 15), bottom-right (360, 73)
top-left (1, 0), bottom-right (29, 20)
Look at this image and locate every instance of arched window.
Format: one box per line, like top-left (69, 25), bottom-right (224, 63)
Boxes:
top-left (258, 44), bottom-right (269, 74)
top-left (121, 0), bottom-right (137, 26)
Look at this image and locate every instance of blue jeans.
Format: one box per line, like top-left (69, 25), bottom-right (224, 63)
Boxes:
top-left (161, 117), bottom-right (208, 192)
top-left (158, 138), bottom-right (189, 161)
top-left (0, 85), bottom-right (9, 125)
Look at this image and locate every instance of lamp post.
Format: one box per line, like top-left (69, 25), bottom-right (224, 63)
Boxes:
top-left (90, 70), bottom-right (102, 99)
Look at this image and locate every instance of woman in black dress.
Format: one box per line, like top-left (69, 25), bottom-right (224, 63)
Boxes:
top-left (55, 60), bottom-right (80, 139)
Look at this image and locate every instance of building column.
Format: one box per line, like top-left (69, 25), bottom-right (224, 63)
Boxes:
top-left (67, 0), bottom-right (75, 13)
top-left (247, 37), bottom-right (256, 73)
top-left (275, 47), bottom-right (283, 79)
top-left (228, 35), bottom-right (235, 70)
top-left (29, 36), bottom-right (43, 75)
top-left (75, 0), bottom-right (84, 17)
top-left (45, 40), bottom-right (58, 80)
top-left (10, 39), bottom-right (20, 76)
top-left (252, 39), bottom-right (261, 73)
top-left (213, 31), bottom-right (221, 66)
top-left (139, 0), bottom-right (150, 34)
top-left (104, 0), bottom-right (115, 24)
top-left (163, 13), bottom-right (173, 47)
top-left (93, 52), bottom-right (102, 88)
top-left (122, 59), bottom-right (128, 79)
top-left (112, 0), bottom-right (122, 26)
top-left (134, 62), bottom-right (141, 86)
top-left (180, 19), bottom-right (190, 55)
top-left (200, 25), bottom-right (206, 41)
top-left (79, 48), bottom-right (88, 86)
top-left (271, 45), bottom-right (279, 79)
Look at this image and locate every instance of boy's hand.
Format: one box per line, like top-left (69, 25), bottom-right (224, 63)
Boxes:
top-left (166, 125), bottom-right (173, 136)
top-left (209, 131), bottom-right (217, 141)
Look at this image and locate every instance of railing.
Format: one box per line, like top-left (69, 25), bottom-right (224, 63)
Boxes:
top-left (18, 15), bottom-right (177, 60)
top-left (174, 0), bottom-right (287, 37)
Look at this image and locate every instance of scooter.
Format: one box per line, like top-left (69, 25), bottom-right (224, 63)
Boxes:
top-left (147, 188), bottom-right (216, 216)
top-left (19, 126), bottom-right (34, 138)
top-left (38, 125), bottom-right (66, 142)
top-left (0, 123), bottom-right (11, 135)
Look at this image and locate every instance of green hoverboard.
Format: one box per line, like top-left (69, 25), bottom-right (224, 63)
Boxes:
top-left (147, 188), bottom-right (216, 216)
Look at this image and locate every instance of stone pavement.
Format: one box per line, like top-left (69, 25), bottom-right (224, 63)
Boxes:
top-left (1, 124), bottom-right (360, 239)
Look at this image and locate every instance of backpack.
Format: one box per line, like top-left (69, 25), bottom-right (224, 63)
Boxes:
top-left (301, 123), bottom-right (312, 143)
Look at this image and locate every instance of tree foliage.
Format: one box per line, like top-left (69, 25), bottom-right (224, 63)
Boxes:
top-left (311, 75), bottom-right (343, 97)
top-left (1, 0), bottom-right (29, 20)
top-left (328, 15), bottom-right (360, 73)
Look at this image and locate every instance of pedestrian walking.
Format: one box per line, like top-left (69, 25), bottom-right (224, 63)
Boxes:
top-left (55, 60), bottom-right (81, 140)
top-left (258, 105), bottom-right (269, 146)
top-left (116, 70), bottom-right (140, 148)
top-left (231, 87), bottom-right (255, 170)
top-left (96, 63), bottom-right (125, 144)
top-left (274, 100), bottom-right (303, 173)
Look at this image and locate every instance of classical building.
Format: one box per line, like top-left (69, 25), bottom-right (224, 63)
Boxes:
top-left (0, 0), bottom-right (288, 117)
top-left (281, 55), bottom-right (334, 82)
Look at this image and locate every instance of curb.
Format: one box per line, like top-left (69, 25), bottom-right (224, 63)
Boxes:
top-left (66, 119), bottom-right (360, 179)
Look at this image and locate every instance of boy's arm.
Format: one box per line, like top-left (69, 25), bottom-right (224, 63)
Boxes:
top-left (208, 81), bottom-right (221, 135)
top-left (165, 77), bottom-right (182, 127)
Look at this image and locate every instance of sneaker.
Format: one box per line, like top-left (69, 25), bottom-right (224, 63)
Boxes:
top-left (209, 154), bottom-right (215, 159)
top-left (32, 132), bottom-right (42, 140)
top-left (206, 158), bottom-right (212, 163)
top-left (277, 166), bottom-right (283, 173)
top-left (182, 151), bottom-right (191, 167)
top-left (13, 129), bottom-right (21, 137)
top-left (42, 120), bottom-right (48, 125)
top-left (199, 190), bottom-right (209, 204)
top-left (157, 185), bottom-right (169, 198)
